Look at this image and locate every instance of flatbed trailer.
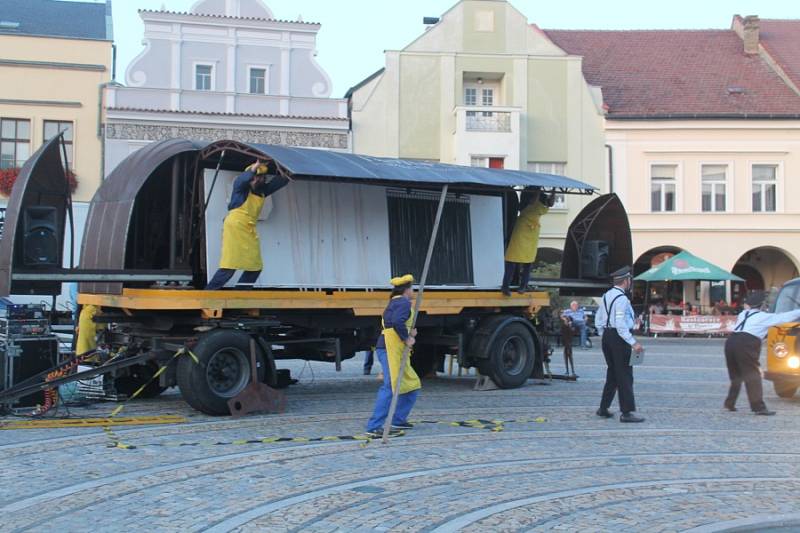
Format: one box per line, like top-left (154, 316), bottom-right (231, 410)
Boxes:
top-left (0, 136), bottom-right (632, 415)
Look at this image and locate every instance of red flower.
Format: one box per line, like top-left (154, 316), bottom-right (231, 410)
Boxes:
top-left (0, 167), bottom-right (78, 197)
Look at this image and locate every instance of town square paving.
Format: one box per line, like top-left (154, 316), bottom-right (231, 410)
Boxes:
top-left (2, 337), bottom-right (799, 532)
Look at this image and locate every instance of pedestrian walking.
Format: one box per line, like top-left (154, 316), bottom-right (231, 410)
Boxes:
top-left (724, 292), bottom-right (800, 415)
top-left (365, 275), bottom-right (420, 437)
top-left (594, 266), bottom-right (645, 423)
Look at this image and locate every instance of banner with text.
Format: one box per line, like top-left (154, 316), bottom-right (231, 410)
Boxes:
top-left (649, 314), bottom-right (737, 335)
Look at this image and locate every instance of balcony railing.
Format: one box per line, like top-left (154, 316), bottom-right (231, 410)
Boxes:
top-left (465, 111), bottom-right (511, 132)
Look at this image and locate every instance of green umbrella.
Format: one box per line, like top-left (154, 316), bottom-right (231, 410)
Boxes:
top-left (635, 251), bottom-right (743, 282)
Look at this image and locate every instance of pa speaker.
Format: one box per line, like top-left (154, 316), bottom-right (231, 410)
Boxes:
top-left (23, 206), bottom-right (59, 266)
top-left (0, 336), bottom-right (58, 407)
top-left (580, 240), bottom-right (609, 279)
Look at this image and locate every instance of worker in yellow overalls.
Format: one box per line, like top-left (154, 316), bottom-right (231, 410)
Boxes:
top-left (501, 189), bottom-right (555, 296)
top-left (75, 304), bottom-right (105, 359)
top-left (365, 274), bottom-right (420, 437)
top-left (206, 161), bottom-right (290, 290)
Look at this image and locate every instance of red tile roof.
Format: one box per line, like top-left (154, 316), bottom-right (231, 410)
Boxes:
top-left (544, 28), bottom-right (800, 118)
top-left (759, 19), bottom-right (800, 93)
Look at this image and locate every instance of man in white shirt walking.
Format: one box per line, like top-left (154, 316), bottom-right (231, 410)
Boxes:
top-left (724, 292), bottom-right (800, 415)
top-left (594, 266), bottom-right (645, 423)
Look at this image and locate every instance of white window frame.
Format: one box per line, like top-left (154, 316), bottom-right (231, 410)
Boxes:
top-left (528, 162), bottom-right (567, 209)
top-left (464, 87), bottom-right (477, 106)
top-left (749, 161), bottom-right (783, 213)
top-left (648, 162), bottom-right (681, 213)
top-left (699, 161), bottom-right (732, 213)
top-left (247, 65), bottom-right (270, 95)
top-left (193, 62), bottom-right (215, 91)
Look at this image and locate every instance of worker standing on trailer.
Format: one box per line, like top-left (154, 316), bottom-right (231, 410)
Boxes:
top-left (206, 161), bottom-right (290, 290)
top-left (594, 266), bottom-right (645, 423)
top-left (365, 275), bottom-right (420, 438)
top-left (501, 189), bottom-right (554, 296)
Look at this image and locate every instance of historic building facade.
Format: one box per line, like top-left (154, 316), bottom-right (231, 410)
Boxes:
top-left (104, 0), bottom-right (349, 175)
top-left (547, 15), bottom-right (800, 305)
top-left (347, 0), bottom-right (607, 255)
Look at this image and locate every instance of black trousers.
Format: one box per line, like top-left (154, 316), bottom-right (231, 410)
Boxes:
top-left (724, 332), bottom-right (767, 412)
top-left (501, 261), bottom-right (533, 291)
top-left (600, 329), bottom-right (636, 414)
top-left (206, 269), bottom-right (261, 290)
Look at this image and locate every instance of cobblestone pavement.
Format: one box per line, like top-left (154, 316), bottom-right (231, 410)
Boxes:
top-left (2, 337), bottom-right (800, 532)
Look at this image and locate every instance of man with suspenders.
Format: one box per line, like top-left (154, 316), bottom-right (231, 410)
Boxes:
top-left (594, 266), bottom-right (645, 423)
top-left (724, 293), bottom-right (800, 415)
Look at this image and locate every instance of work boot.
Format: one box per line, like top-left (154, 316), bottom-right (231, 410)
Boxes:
top-left (620, 412), bottom-right (645, 423)
top-left (501, 288), bottom-right (512, 297)
top-left (723, 402), bottom-right (737, 412)
top-left (391, 421), bottom-right (414, 430)
top-left (754, 409), bottom-right (776, 416)
top-left (596, 408), bottom-right (613, 419)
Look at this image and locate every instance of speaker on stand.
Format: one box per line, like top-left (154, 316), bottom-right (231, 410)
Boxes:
top-left (22, 206), bottom-right (59, 267)
top-left (580, 240), bottom-right (610, 279)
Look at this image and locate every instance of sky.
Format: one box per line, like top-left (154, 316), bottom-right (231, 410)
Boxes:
top-left (95, 0), bottom-right (800, 97)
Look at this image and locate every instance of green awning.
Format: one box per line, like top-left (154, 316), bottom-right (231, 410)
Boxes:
top-left (635, 251), bottom-right (744, 282)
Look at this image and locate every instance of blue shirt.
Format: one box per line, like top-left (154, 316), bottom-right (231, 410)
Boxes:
top-left (562, 308), bottom-right (586, 324)
top-left (376, 296), bottom-right (411, 349)
top-left (595, 286), bottom-right (636, 346)
top-left (733, 308), bottom-right (800, 340)
top-left (227, 170), bottom-right (290, 211)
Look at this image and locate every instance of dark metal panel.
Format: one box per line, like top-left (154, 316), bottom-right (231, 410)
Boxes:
top-left (0, 136), bottom-right (69, 296)
top-left (199, 141), bottom-right (596, 194)
top-left (560, 194), bottom-right (633, 296)
top-left (79, 139), bottom-right (203, 294)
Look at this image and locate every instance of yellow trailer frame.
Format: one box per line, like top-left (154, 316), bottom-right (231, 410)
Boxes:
top-left (78, 288), bottom-right (549, 319)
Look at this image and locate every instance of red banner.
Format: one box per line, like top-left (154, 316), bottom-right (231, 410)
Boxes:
top-left (649, 314), bottom-right (737, 334)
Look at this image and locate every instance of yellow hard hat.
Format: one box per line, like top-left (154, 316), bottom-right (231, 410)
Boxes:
top-left (390, 274), bottom-right (414, 287)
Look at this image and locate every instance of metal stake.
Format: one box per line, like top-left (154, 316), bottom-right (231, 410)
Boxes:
top-left (382, 185), bottom-right (449, 443)
top-left (202, 150), bottom-right (226, 214)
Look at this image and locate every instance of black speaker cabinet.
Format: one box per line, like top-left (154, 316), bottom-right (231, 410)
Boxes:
top-left (23, 206), bottom-right (59, 266)
top-left (581, 240), bottom-right (610, 279)
top-left (1, 335), bottom-right (58, 407)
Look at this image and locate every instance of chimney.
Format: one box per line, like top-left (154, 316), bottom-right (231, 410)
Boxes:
top-left (738, 15), bottom-right (760, 55)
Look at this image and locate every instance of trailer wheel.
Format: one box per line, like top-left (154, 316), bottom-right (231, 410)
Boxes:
top-left (477, 322), bottom-right (536, 389)
top-left (774, 382), bottom-right (798, 398)
top-left (177, 329), bottom-right (265, 416)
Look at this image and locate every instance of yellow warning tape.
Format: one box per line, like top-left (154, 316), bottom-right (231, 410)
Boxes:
top-left (0, 415), bottom-right (186, 430)
top-left (103, 347), bottom-right (198, 450)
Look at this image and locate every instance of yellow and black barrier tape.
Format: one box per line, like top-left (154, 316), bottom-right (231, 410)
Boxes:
top-left (106, 417), bottom-right (548, 450)
top-left (103, 347), bottom-right (198, 450)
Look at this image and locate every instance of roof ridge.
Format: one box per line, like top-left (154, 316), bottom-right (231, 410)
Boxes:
top-left (544, 28), bottom-right (732, 33)
top-left (107, 106), bottom-right (347, 121)
top-left (138, 9), bottom-right (319, 26)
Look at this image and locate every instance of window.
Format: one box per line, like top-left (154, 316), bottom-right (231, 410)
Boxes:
top-left (43, 120), bottom-right (73, 166)
top-left (0, 119), bottom-right (30, 169)
top-left (481, 88), bottom-right (494, 107)
top-left (701, 164), bottom-right (727, 212)
top-left (650, 164), bottom-right (677, 212)
top-left (752, 164), bottom-right (777, 212)
top-left (249, 67), bottom-right (267, 95)
top-left (195, 64), bottom-right (213, 91)
top-left (529, 162), bottom-right (567, 209)
top-left (464, 87), bottom-right (477, 106)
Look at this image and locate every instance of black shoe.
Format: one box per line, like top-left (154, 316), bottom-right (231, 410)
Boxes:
top-left (596, 408), bottom-right (614, 419)
top-left (501, 288), bottom-right (512, 297)
top-left (724, 403), bottom-right (737, 412)
top-left (391, 421), bottom-right (414, 430)
top-left (754, 409), bottom-right (776, 416)
top-left (363, 368), bottom-right (371, 375)
top-left (364, 428), bottom-right (402, 438)
top-left (620, 412), bottom-right (645, 423)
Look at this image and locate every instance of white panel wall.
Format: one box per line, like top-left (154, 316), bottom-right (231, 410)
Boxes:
top-left (203, 170), bottom-right (505, 289)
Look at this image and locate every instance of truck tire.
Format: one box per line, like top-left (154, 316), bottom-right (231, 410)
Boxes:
top-left (774, 382), bottom-right (798, 398)
top-left (177, 329), bottom-right (265, 416)
top-left (477, 321), bottom-right (536, 389)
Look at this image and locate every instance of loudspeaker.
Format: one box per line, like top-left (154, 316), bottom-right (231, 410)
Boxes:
top-left (23, 206), bottom-right (59, 266)
top-left (1, 335), bottom-right (58, 407)
top-left (580, 240), bottom-right (609, 279)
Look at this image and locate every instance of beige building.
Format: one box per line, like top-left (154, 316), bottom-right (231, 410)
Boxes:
top-left (0, 0), bottom-right (113, 204)
top-left (347, 0), bottom-right (607, 255)
top-left (548, 16), bottom-right (800, 306)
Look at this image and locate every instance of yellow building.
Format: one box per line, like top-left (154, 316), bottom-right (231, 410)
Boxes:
top-left (548, 16), bottom-right (800, 306)
top-left (0, 0), bottom-right (113, 204)
top-left (347, 0), bottom-right (607, 257)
